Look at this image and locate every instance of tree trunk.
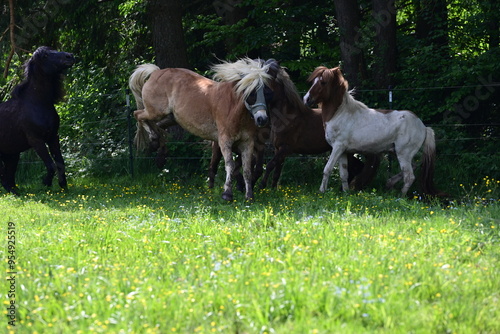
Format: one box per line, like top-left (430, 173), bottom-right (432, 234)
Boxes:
top-left (333, 0), bottom-right (365, 88)
top-left (415, 0), bottom-right (448, 54)
top-left (372, 0), bottom-right (397, 89)
top-left (147, 0), bottom-right (190, 143)
top-left (214, 0), bottom-right (248, 55)
top-left (148, 0), bottom-right (190, 69)
top-left (477, 0), bottom-right (500, 49)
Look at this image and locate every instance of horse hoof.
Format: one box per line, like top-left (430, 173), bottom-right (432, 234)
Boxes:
top-left (42, 177), bottom-right (53, 187)
top-left (221, 192), bottom-right (233, 201)
top-left (9, 188), bottom-right (20, 196)
top-left (59, 180), bottom-right (68, 189)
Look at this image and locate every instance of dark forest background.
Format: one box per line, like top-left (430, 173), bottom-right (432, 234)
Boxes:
top-left (1, 0), bottom-right (499, 186)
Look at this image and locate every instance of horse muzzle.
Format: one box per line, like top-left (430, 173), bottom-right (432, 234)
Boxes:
top-left (303, 92), bottom-right (315, 107)
top-left (63, 53), bottom-right (76, 67)
top-left (253, 109), bottom-right (269, 127)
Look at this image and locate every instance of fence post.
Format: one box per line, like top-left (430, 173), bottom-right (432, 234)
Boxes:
top-left (388, 85), bottom-right (393, 110)
top-left (126, 90), bottom-right (134, 178)
top-left (388, 85), bottom-right (393, 175)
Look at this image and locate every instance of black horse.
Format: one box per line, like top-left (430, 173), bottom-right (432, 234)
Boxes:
top-left (0, 46), bottom-right (75, 194)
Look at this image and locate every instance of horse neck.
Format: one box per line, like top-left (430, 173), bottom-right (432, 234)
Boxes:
top-left (20, 73), bottom-right (64, 105)
top-left (321, 91), bottom-right (349, 123)
top-left (270, 81), bottom-right (313, 121)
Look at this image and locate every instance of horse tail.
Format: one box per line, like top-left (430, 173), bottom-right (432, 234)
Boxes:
top-left (129, 64), bottom-right (160, 151)
top-left (134, 122), bottom-right (150, 152)
top-left (420, 127), bottom-right (439, 196)
top-left (129, 63), bottom-right (160, 109)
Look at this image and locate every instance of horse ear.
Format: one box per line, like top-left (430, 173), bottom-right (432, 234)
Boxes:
top-left (331, 67), bottom-right (349, 95)
top-left (264, 59), bottom-right (280, 78)
top-left (331, 67), bottom-right (345, 85)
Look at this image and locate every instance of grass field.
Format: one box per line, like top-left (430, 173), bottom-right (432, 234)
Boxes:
top-left (2, 171), bottom-right (499, 333)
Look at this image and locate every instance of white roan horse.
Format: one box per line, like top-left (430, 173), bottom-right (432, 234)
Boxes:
top-left (129, 58), bottom-right (277, 201)
top-left (304, 66), bottom-right (439, 196)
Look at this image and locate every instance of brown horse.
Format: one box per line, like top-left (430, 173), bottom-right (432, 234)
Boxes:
top-left (259, 65), bottom-right (380, 190)
top-left (129, 58), bottom-right (278, 200)
top-left (304, 66), bottom-right (439, 196)
top-left (0, 46), bottom-right (75, 194)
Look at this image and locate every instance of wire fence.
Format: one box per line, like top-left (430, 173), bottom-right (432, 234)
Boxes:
top-left (16, 82), bottom-right (500, 177)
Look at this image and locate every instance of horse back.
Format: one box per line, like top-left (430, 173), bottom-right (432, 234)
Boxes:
top-left (142, 68), bottom-right (250, 142)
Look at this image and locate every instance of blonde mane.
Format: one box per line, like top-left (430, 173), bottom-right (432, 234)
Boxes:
top-left (211, 58), bottom-right (272, 100)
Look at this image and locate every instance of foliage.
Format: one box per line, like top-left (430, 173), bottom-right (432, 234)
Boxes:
top-left (1, 0), bottom-right (499, 179)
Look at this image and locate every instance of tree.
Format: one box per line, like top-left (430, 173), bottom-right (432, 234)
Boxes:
top-left (477, 0), bottom-right (499, 49)
top-left (213, 0), bottom-right (252, 56)
top-left (372, 0), bottom-right (397, 88)
top-left (415, 0), bottom-right (449, 56)
top-left (148, 0), bottom-right (190, 69)
top-left (332, 0), bottom-right (366, 88)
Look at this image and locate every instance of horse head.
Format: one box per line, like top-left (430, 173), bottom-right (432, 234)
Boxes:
top-left (212, 58), bottom-right (280, 128)
top-left (26, 46), bottom-right (75, 78)
top-left (304, 66), bottom-right (347, 107)
top-left (12, 46), bottom-right (75, 103)
top-left (242, 58), bottom-right (281, 127)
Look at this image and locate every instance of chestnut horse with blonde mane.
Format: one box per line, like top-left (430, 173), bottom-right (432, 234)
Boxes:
top-left (129, 58), bottom-right (278, 200)
top-left (304, 66), bottom-right (439, 196)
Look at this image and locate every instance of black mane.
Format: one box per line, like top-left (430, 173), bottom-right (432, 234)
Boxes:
top-left (11, 46), bottom-right (67, 103)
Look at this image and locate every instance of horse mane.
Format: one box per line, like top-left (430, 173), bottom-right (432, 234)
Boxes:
top-left (344, 89), bottom-right (370, 112)
top-left (211, 58), bottom-right (272, 101)
top-left (309, 66), bottom-right (369, 114)
top-left (306, 66), bottom-right (328, 83)
top-left (275, 67), bottom-right (312, 114)
top-left (11, 46), bottom-right (66, 103)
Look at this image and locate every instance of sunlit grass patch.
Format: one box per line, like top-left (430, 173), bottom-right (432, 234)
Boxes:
top-left (1, 175), bottom-right (499, 333)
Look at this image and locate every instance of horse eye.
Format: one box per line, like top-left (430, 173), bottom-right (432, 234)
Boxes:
top-left (246, 92), bottom-right (256, 104)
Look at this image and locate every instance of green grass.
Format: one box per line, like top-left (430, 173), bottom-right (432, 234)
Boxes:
top-left (2, 172), bottom-right (499, 334)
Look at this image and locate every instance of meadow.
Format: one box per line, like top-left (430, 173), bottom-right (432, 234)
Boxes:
top-left (2, 170), bottom-right (499, 334)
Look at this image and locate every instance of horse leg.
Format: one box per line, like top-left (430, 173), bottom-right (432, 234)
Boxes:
top-left (252, 147), bottom-right (265, 188)
top-left (259, 146), bottom-right (288, 189)
top-left (397, 156), bottom-right (416, 196)
top-left (239, 140), bottom-right (255, 200)
top-left (348, 154), bottom-right (381, 191)
top-left (47, 136), bottom-right (67, 189)
top-left (338, 153), bottom-right (350, 191)
top-left (346, 153), bottom-right (365, 186)
top-left (271, 151), bottom-right (287, 188)
top-left (320, 144), bottom-right (344, 193)
top-left (1, 153), bottom-right (20, 194)
top-left (219, 139), bottom-right (235, 201)
top-left (386, 162), bottom-right (417, 190)
top-left (208, 141), bottom-right (223, 188)
top-left (252, 128), bottom-right (269, 187)
top-left (233, 154), bottom-right (245, 192)
top-left (29, 139), bottom-right (57, 187)
top-left (259, 153), bottom-right (276, 189)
